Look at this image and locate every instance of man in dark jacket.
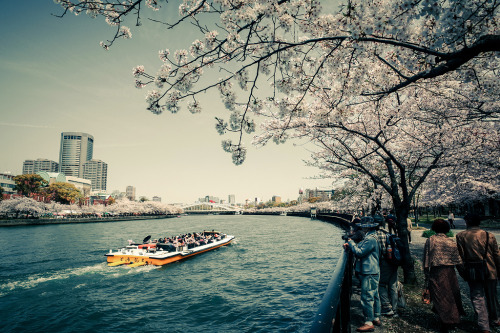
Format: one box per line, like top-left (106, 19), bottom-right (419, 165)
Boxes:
top-left (456, 213), bottom-right (500, 332)
top-left (386, 212), bottom-right (397, 235)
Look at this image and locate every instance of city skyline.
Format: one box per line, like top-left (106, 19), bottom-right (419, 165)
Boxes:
top-left (0, 1), bottom-right (334, 203)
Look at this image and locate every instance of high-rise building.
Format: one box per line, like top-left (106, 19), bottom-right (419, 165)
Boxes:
top-left (272, 195), bottom-right (281, 203)
top-left (59, 132), bottom-right (94, 178)
top-left (126, 186), bottom-right (136, 201)
top-left (228, 194), bottom-right (235, 205)
top-left (22, 158), bottom-right (59, 174)
top-left (83, 159), bottom-right (108, 192)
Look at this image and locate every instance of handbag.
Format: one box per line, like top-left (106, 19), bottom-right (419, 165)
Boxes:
top-left (422, 289), bottom-right (431, 304)
top-left (397, 281), bottom-right (407, 308)
top-left (464, 232), bottom-right (489, 282)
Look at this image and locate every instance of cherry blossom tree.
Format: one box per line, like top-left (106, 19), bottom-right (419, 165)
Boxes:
top-left (0, 197), bottom-right (47, 218)
top-left (0, 197), bottom-right (183, 219)
top-left (420, 153), bottom-right (500, 213)
top-left (54, 0), bottom-right (499, 160)
top-left (54, 0), bottom-right (499, 281)
top-left (275, 83), bottom-right (498, 281)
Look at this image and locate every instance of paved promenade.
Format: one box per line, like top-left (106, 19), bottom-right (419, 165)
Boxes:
top-left (349, 218), bottom-right (500, 333)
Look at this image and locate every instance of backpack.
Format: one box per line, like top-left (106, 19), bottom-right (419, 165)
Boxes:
top-left (385, 233), bottom-right (405, 266)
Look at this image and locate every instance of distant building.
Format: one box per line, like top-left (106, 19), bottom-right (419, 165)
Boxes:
top-left (0, 172), bottom-right (16, 195)
top-left (272, 195), bottom-right (281, 203)
top-left (65, 176), bottom-right (92, 197)
top-left (152, 196), bottom-right (161, 202)
top-left (83, 159), bottom-right (108, 191)
top-left (199, 195), bottom-right (219, 203)
top-left (36, 171), bottom-right (91, 197)
top-left (228, 194), bottom-right (235, 205)
top-left (126, 186), bottom-right (136, 201)
top-left (110, 190), bottom-right (126, 200)
top-left (304, 188), bottom-right (332, 202)
top-left (89, 193), bottom-right (112, 205)
top-left (22, 158), bottom-right (59, 174)
top-left (59, 132), bottom-right (94, 178)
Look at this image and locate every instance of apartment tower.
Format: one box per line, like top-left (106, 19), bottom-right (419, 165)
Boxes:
top-left (22, 158), bottom-right (59, 174)
top-left (126, 186), bottom-right (136, 201)
top-left (83, 159), bottom-right (108, 192)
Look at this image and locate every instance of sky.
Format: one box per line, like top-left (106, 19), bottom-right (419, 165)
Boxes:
top-left (0, 1), bottom-right (334, 204)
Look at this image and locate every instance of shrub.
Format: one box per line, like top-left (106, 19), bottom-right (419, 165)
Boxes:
top-left (422, 230), bottom-right (454, 238)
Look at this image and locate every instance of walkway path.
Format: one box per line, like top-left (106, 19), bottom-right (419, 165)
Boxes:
top-left (348, 219), bottom-right (500, 333)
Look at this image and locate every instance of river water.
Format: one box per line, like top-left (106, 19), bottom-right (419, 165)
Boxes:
top-left (0, 215), bottom-right (344, 333)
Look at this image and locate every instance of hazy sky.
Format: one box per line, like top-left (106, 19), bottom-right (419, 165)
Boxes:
top-left (0, 1), bottom-right (334, 204)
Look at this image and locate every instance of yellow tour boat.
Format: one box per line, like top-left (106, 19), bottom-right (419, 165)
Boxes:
top-left (105, 231), bottom-right (235, 267)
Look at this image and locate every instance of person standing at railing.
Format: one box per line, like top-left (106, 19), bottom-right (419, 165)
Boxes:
top-left (344, 221), bottom-right (382, 332)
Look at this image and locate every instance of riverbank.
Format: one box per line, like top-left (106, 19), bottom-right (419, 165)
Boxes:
top-left (349, 223), bottom-right (500, 333)
top-left (0, 214), bottom-right (177, 227)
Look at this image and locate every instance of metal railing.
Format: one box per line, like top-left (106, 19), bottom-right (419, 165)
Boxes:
top-left (310, 249), bottom-right (353, 333)
top-left (310, 213), bottom-right (354, 333)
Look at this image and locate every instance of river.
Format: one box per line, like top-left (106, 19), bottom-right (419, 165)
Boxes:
top-left (0, 214), bottom-right (344, 333)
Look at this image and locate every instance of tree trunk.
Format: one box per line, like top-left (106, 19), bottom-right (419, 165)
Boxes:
top-left (394, 203), bottom-right (417, 285)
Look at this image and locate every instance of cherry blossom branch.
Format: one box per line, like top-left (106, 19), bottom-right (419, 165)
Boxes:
top-left (364, 34), bottom-right (500, 96)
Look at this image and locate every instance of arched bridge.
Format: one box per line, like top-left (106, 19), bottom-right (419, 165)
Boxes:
top-left (181, 202), bottom-right (242, 214)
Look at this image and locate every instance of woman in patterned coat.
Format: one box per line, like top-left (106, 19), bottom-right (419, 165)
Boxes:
top-left (423, 219), bottom-right (465, 333)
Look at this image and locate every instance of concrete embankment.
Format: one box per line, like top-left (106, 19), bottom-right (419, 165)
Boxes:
top-left (0, 214), bottom-right (177, 227)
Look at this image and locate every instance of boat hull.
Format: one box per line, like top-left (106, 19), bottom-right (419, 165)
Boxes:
top-left (106, 235), bottom-right (234, 266)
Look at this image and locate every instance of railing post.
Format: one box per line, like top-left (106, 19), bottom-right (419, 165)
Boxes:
top-left (341, 251), bottom-right (353, 332)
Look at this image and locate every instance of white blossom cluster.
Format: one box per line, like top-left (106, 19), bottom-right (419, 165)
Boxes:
top-left (0, 197), bottom-right (184, 218)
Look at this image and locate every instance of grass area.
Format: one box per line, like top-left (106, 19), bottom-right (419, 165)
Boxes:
top-left (410, 216), bottom-right (448, 224)
top-left (482, 219), bottom-right (500, 228)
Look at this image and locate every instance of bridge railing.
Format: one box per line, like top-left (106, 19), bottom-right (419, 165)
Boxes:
top-left (310, 213), bottom-right (354, 333)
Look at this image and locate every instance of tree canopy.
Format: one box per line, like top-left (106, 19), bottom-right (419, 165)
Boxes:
top-left (44, 182), bottom-right (83, 205)
top-left (13, 174), bottom-right (48, 197)
top-left (55, 0), bottom-right (499, 163)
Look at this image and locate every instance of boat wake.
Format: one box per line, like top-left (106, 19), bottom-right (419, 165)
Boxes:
top-left (0, 262), bottom-right (158, 297)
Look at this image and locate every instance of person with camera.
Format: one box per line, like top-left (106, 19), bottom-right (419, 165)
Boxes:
top-left (456, 213), bottom-right (500, 333)
top-left (344, 220), bottom-right (381, 332)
